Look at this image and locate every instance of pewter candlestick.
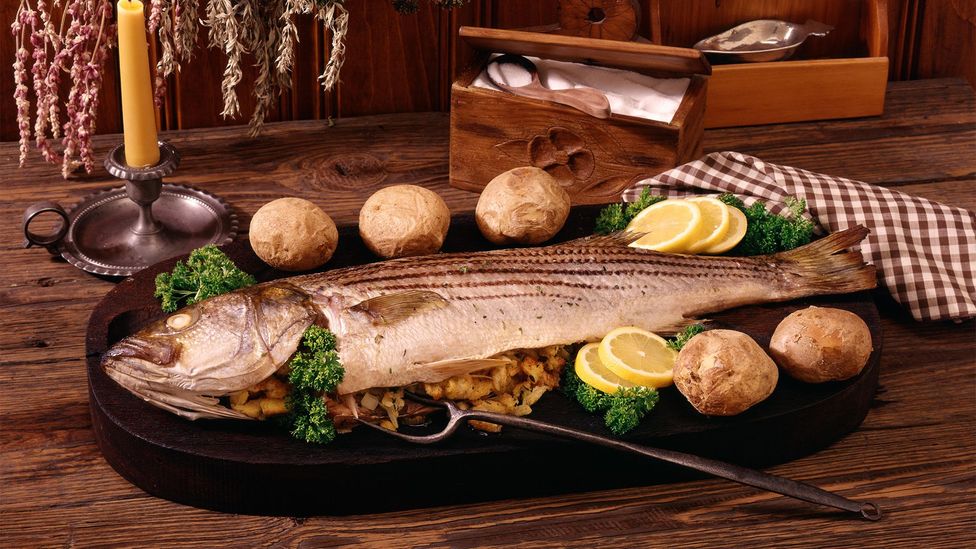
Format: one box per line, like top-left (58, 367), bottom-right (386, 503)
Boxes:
top-left (23, 141), bottom-right (237, 277)
top-left (106, 141), bottom-right (180, 238)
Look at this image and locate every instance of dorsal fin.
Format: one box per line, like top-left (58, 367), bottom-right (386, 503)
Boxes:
top-left (558, 230), bottom-right (647, 248)
top-left (350, 290), bottom-right (449, 325)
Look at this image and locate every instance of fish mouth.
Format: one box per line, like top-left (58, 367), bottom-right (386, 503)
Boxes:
top-left (103, 336), bottom-right (179, 368)
top-left (102, 337), bottom-right (181, 388)
top-left (101, 350), bottom-right (253, 421)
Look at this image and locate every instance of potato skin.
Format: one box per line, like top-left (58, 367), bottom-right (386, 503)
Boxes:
top-left (476, 167), bottom-right (571, 245)
top-left (673, 329), bottom-right (778, 416)
top-left (359, 185), bottom-right (451, 258)
top-left (249, 197), bottom-right (338, 271)
top-left (769, 307), bottom-right (873, 383)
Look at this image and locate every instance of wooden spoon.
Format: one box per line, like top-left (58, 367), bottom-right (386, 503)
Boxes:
top-left (486, 54), bottom-right (612, 119)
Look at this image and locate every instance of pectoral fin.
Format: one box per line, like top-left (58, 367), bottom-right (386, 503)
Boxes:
top-left (351, 290), bottom-right (449, 325)
top-left (655, 318), bottom-right (711, 336)
top-left (423, 357), bottom-right (512, 379)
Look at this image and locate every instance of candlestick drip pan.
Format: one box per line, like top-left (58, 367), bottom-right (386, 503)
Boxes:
top-left (23, 142), bottom-right (237, 277)
top-left (58, 184), bottom-right (237, 277)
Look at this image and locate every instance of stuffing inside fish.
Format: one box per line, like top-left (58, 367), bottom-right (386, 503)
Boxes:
top-left (101, 227), bottom-right (876, 421)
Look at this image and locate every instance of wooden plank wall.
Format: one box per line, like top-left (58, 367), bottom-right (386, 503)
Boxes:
top-left (1, 0), bottom-right (973, 142)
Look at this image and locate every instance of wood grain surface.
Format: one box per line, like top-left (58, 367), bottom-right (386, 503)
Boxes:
top-left (1, 78), bottom-right (974, 547)
top-left (3, 0), bottom-right (975, 141)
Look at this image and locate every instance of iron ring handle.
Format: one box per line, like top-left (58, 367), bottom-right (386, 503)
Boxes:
top-left (23, 200), bottom-right (69, 253)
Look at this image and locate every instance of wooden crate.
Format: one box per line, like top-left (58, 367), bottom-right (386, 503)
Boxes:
top-left (449, 27), bottom-right (711, 204)
top-left (649, 0), bottom-right (889, 128)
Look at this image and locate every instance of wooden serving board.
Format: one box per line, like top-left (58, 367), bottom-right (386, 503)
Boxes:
top-left (86, 206), bottom-right (882, 516)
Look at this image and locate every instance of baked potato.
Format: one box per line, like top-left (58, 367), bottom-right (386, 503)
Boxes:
top-left (475, 167), bottom-right (571, 245)
top-left (359, 185), bottom-right (451, 258)
top-left (249, 197), bottom-right (339, 271)
top-left (673, 329), bottom-right (778, 416)
top-left (769, 306), bottom-right (873, 383)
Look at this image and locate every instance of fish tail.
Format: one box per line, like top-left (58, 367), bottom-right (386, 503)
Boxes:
top-left (776, 225), bottom-right (877, 294)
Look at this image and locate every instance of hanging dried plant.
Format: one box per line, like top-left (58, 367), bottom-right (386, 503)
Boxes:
top-left (12, 0), bottom-right (469, 177)
top-left (12, 0), bottom-right (115, 176)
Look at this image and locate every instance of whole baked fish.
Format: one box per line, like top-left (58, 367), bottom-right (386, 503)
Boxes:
top-left (102, 227), bottom-right (875, 420)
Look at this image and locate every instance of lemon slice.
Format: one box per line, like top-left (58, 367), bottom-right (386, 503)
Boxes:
top-left (684, 197), bottom-right (731, 253)
top-left (598, 327), bottom-right (677, 388)
top-left (574, 342), bottom-right (636, 394)
top-left (702, 204), bottom-right (748, 254)
top-left (626, 199), bottom-right (703, 253)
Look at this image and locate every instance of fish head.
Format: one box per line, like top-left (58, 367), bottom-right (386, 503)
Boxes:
top-left (101, 283), bottom-right (318, 420)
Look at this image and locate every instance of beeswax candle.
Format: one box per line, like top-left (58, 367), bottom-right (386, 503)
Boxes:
top-left (116, 0), bottom-right (159, 167)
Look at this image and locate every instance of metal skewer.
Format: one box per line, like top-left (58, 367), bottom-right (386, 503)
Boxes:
top-left (357, 391), bottom-right (882, 521)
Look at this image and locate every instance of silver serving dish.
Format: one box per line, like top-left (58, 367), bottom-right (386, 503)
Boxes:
top-left (693, 19), bottom-right (834, 63)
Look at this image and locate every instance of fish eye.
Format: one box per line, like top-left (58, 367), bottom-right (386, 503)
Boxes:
top-left (166, 311), bottom-right (197, 331)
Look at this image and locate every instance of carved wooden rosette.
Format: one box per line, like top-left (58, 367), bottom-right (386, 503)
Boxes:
top-left (555, 0), bottom-right (641, 41)
top-left (450, 74), bottom-right (706, 204)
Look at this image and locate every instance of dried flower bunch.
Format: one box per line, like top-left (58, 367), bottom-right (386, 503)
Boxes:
top-left (12, 0), bottom-right (469, 177)
top-left (13, 0), bottom-right (115, 177)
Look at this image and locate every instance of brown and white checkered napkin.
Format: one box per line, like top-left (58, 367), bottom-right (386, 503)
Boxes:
top-left (623, 151), bottom-right (976, 322)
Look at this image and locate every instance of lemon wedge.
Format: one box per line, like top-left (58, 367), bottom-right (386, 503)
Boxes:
top-left (598, 327), bottom-right (677, 388)
top-left (574, 342), bottom-right (636, 394)
top-left (684, 197), bottom-right (732, 253)
top-left (702, 204), bottom-right (748, 254)
top-left (626, 199), bottom-right (703, 253)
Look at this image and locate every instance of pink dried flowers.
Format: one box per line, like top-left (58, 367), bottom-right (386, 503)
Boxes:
top-left (12, 0), bottom-right (468, 178)
top-left (13, 0), bottom-right (115, 176)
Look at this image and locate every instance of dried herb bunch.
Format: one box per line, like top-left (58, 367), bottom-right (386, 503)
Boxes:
top-left (13, 0), bottom-right (115, 176)
top-left (11, 0), bottom-right (469, 177)
top-left (149, 0), bottom-right (353, 137)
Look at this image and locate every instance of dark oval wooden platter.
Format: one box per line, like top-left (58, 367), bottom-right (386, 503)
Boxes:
top-left (86, 206), bottom-right (882, 516)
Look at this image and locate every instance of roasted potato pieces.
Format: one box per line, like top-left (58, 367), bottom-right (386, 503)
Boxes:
top-left (230, 375), bottom-right (290, 419)
top-left (421, 345), bottom-right (568, 432)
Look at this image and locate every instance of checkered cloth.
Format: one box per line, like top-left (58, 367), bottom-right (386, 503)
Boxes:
top-left (623, 152), bottom-right (976, 322)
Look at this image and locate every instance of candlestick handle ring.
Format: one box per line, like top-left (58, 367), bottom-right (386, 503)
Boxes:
top-left (23, 201), bottom-right (70, 252)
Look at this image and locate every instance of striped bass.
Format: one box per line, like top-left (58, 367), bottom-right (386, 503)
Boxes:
top-left (101, 227), bottom-right (876, 420)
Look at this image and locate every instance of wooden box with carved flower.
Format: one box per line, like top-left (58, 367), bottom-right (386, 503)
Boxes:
top-left (449, 27), bottom-right (711, 204)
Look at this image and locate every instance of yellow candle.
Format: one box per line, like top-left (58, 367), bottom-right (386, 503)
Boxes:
top-left (117, 0), bottom-right (159, 167)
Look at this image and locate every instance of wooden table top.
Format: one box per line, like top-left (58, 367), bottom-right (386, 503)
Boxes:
top-left (1, 78), bottom-right (974, 548)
